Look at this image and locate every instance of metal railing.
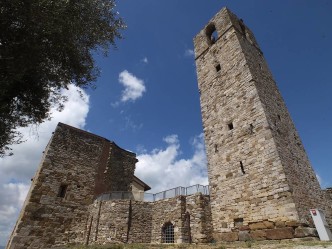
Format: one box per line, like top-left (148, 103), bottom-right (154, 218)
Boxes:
top-left (96, 191), bottom-right (143, 201)
top-left (95, 184), bottom-right (209, 202)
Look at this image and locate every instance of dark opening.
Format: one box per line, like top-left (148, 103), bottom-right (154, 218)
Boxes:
top-left (58, 184), bottom-right (68, 198)
top-left (214, 144), bottom-right (218, 153)
top-left (215, 64), bottom-right (221, 72)
top-left (162, 222), bottom-right (174, 243)
top-left (234, 218), bottom-right (244, 227)
top-left (240, 161), bottom-right (245, 174)
top-left (249, 124), bottom-right (254, 134)
top-left (206, 23), bottom-right (218, 45)
top-left (277, 114), bottom-right (281, 121)
top-left (228, 122), bottom-right (234, 130)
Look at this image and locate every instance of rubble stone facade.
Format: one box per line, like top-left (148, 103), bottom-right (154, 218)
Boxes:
top-left (6, 123), bottom-right (212, 249)
top-left (6, 123), bottom-right (137, 249)
top-left (6, 7), bottom-right (332, 249)
top-left (86, 194), bottom-right (212, 245)
top-left (194, 7), bottom-right (331, 241)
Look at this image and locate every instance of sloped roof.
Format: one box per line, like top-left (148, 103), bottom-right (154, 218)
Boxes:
top-left (133, 175), bottom-right (151, 191)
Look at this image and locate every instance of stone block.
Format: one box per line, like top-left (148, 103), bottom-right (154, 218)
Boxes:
top-left (285, 220), bottom-right (301, 227)
top-left (265, 228), bottom-right (294, 240)
top-left (263, 221), bottom-right (274, 229)
top-left (249, 222), bottom-right (267, 230)
top-left (294, 227), bottom-right (318, 238)
top-left (238, 231), bottom-right (251, 241)
top-left (239, 225), bottom-right (250, 231)
top-left (219, 232), bottom-right (239, 242)
top-left (250, 230), bottom-right (266, 240)
top-left (275, 221), bottom-right (285, 228)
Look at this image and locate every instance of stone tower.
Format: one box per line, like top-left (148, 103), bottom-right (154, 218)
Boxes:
top-left (194, 7), bottom-right (329, 239)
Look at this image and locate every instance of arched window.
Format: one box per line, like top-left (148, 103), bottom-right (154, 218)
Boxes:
top-left (162, 222), bottom-right (174, 243)
top-left (205, 23), bottom-right (218, 45)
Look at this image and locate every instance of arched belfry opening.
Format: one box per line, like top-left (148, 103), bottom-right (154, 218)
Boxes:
top-left (162, 222), bottom-right (174, 243)
top-left (205, 23), bottom-right (218, 45)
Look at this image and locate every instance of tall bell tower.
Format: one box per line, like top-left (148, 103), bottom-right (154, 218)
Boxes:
top-left (194, 7), bottom-right (328, 240)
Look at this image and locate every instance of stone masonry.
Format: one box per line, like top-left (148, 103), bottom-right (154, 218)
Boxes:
top-left (86, 193), bottom-right (212, 245)
top-left (194, 7), bottom-right (331, 241)
top-left (6, 7), bottom-right (332, 249)
top-left (6, 123), bottom-right (137, 249)
top-left (6, 123), bottom-right (212, 249)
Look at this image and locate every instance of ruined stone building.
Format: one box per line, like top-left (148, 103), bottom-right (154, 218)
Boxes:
top-left (7, 7), bottom-right (332, 249)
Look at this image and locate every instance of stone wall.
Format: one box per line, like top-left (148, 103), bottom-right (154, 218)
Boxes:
top-left (323, 189), bottom-right (332, 227)
top-left (237, 14), bottom-right (325, 226)
top-left (88, 200), bottom-right (130, 244)
top-left (128, 201), bottom-right (152, 243)
top-left (105, 144), bottom-right (137, 192)
top-left (151, 196), bottom-right (186, 243)
top-left (194, 7), bottom-right (330, 241)
top-left (85, 193), bottom-right (212, 246)
top-left (185, 194), bottom-right (213, 243)
top-left (7, 123), bottom-right (137, 249)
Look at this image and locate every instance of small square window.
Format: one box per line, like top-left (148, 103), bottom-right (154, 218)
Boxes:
top-left (215, 64), bottom-right (221, 72)
top-left (234, 218), bottom-right (244, 227)
top-left (228, 122), bottom-right (234, 130)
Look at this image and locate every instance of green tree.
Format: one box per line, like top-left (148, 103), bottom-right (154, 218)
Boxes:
top-left (0, 0), bottom-right (125, 156)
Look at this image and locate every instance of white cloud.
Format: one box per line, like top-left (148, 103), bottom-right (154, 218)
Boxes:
top-left (0, 84), bottom-right (89, 246)
top-left (184, 49), bottom-right (195, 57)
top-left (135, 134), bottom-right (208, 193)
top-left (141, 57), bottom-right (148, 64)
top-left (119, 70), bottom-right (146, 102)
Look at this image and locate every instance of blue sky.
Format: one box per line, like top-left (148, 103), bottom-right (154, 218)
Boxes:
top-left (87, 0), bottom-right (332, 185)
top-left (0, 0), bottom-right (332, 245)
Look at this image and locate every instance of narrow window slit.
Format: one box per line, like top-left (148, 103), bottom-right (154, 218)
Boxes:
top-left (215, 64), bottom-right (221, 72)
top-left (228, 122), bottom-right (234, 130)
top-left (249, 124), bottom-right (254, 134)
top-left (240, 161), bottom-right (245, 174)
top-left (58, 184), bottom-right (68, 198)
